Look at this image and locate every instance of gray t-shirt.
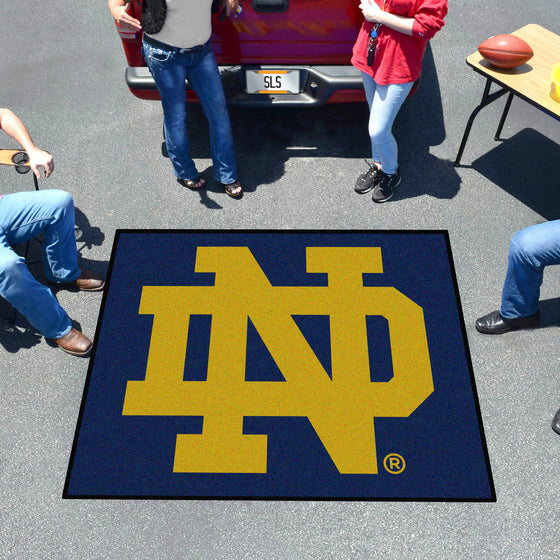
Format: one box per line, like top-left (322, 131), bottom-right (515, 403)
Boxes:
top-left (148, 0), bottom-right (213, 49)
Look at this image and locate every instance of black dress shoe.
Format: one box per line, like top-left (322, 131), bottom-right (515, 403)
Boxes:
top-left (475, 309), bottom-right (540, 334)
top-left (552, 408), bottom-right (560, 435)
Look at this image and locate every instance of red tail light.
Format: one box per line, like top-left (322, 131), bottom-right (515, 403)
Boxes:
top-left (115, 22), bottom-right (138, 41)
top-left (115, 1), bottom-right (140, 40)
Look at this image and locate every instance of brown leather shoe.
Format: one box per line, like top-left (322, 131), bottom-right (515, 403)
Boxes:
top-left (54, 328), bottom-right (93, 357)
top-left (68, 270), bottom-right (105, 292)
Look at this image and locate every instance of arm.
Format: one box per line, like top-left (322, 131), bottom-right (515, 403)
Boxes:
top-left (223, 0), bottom-right (240, 17)
top-left (108, 0), bottom-right (141, 32)
top-left (359, 1), bottom-right (414, 35)
top-left (0, 108), bottom-right (54, 179)
top-left (359, 0), bottom-right (447, 39)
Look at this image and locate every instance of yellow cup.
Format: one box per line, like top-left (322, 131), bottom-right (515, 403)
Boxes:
top-left (551, 63), bottom-right (560, 102)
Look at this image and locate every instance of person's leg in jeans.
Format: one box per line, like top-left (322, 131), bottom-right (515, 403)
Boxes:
top-left (143, 42), bottom-right (200, 182)
top-left (361, 73), bottom-right (413, 175)
top-left (186, 42), bottom-right (237, 186)
top-left (0, 189), bottom-right (79, 338)
top-left (500, 220), bottom-right (560, 319)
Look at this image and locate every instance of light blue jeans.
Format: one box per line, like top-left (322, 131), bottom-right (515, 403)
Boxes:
top-left (361, 73), bottom-right (413, 175)
top-left (143, 38), bottom-right (237, 184)
top-left (500, 220), bottom-right (560, 319)
top-left (0, 189), bottom-right (80, 338)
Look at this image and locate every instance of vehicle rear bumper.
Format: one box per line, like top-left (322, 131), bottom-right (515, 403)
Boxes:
top-left (125, 64), bottom-right (365, 106)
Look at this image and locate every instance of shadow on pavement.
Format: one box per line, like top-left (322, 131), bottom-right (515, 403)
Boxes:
top-left (472, 128), bottom-right (560, 221)
top-left (392, 42), bottom-right (461, 201)
top-left (0, 317), bottom-right (42, 353)
top-left (177, 43), bottom-right (460, 204)
top-left (536, 297), bottom-right (560, 328)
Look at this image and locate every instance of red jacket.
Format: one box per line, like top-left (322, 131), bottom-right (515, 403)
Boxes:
top-left (351, 0), bottom-right (447, 85)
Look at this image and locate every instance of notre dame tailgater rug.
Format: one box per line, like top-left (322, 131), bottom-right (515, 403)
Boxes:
top-left (64, 230), bottom-right (495, 501)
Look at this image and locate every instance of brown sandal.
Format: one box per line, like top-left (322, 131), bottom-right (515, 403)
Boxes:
top-left (223, 180), bottom-right (243, 198)
top-left (178, 176), bottom-right (205, 190)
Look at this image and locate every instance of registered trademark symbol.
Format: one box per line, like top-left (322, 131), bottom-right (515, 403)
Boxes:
top-left (383, 453), bottom-right (406, 474)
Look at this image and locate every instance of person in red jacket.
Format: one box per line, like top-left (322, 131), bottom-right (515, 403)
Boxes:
top-left (352, 0), bottom-right (447, 202)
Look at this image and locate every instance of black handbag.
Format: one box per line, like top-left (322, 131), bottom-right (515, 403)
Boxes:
top-left (141, 0), bottom-right (167, 35)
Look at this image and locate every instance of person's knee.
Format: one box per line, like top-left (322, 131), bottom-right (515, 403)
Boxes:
top-left (43, 190), bottom-right (75, 225)
top-left (212, 102), bottom-right (230, 122)
top-left (0, 253), bottom-right (27, 295)
top-left (50, 189), bottom-right (74, 211)
top-left (368, 124), bottom-right (390, 147)
top-left (509, 227), bottom-right (542, 268)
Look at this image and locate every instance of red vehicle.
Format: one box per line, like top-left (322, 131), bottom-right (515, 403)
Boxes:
top-left (115, 0), bottom-right (366, 106)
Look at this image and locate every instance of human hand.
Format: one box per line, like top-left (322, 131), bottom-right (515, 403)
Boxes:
top-left (109, 2), bottom-right (142, 32)
top-left (359, 0), bottom-right (385, 24)
top-left (224, 0), bottom-right (240, 17)
top-left (27, 148), bottom-right (54, 179)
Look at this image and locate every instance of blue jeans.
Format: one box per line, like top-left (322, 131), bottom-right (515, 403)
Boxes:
top-left (500, 220), bottom-right (560, 319)
top-left (143, 38), bottom-right (237, 184)
top-left (0, 189), bottom-right (81, 338)
top-left (361, 73), bottom-right (413, 175)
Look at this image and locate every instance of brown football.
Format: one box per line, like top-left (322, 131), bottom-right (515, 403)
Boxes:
top-left (478, 34), bottom-right (534, 69)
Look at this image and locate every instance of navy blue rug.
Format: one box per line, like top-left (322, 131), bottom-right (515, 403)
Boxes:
top-left (64, 230), bottom-right (495, 501)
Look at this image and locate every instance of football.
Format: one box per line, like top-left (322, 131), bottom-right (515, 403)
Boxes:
top-left (478, 34), bottom-right (534, 69)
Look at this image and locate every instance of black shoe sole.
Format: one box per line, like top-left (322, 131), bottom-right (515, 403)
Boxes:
top-left (475, 323), bottom-right (512, 335)
top-left (372, 177), bottom-right (401, 203)
top-left (475, 311), bottom-right (540, 334)
top-left (354, 166), bottom-right (381, 194)
top-left (355, 183), bottom-right (375, 194)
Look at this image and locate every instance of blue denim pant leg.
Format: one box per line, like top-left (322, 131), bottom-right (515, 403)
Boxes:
top-left (0, 190), bottom-right (80, 338)
top-left (144, 42), bottom-right (198, 180)
top-left (144, 40), bottom-right (237, 184)
top-left (361, 73), bottom-right (413, 175)
top-left (187, 44), bottom-right (237, 184)
top-left (500, 220), bottom-right (560, 319)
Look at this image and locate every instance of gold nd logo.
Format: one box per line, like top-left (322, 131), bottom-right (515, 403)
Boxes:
top-left (122, 247), bottom-right (433, 475)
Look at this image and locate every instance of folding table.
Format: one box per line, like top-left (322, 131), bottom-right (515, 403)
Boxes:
top-left (455, 24), bottom-right (560, 166)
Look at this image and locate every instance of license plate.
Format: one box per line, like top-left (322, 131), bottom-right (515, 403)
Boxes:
top-left (246, 70), bottom-right (299, 94)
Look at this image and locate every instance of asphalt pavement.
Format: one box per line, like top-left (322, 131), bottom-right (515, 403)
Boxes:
top-left (1, 1), bottom-right (560, 558)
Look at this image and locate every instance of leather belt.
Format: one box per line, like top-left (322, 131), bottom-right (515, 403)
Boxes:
top-left (143, 33), bottom-right (206, 53)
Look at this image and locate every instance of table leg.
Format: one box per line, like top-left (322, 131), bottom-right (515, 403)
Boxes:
top-left (495, 92), bottom-right (514, 141)
top-left (454, 79), bottom-right (509, 166)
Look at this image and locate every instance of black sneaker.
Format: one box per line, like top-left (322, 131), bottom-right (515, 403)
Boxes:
top-left (354, 161), bottom-right (382, 194)
top-left (372, 168), bottom-right (401, 203)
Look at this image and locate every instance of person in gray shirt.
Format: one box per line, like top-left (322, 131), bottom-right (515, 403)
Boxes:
top-left (109, 0), bottom-right (243, 198)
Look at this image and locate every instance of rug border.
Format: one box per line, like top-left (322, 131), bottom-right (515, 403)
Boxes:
top-left (63, 229), bottom-right (497, 503)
